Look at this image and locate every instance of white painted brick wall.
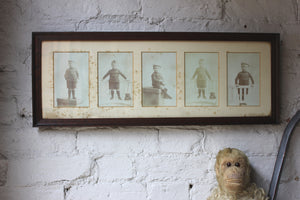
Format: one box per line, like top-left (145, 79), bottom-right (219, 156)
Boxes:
top-left (77, 128), bottom-right (158, 155)
top-left (97, 155), bottom-right (134, 181)
top-left (224, 0), bottom-right (297, 23)
top-left (66, 183), bottom-right (147, 200)
top-left (135, 154), bottom-right (213, 181)
top-left (148, 182), bottom-right (189, 200)
top-left (204, 126), bottom-right (281, 155)
top-left (0, 186), bottom-right (64, 200)
top-left (142, 0), bottom-right (223, 19)
top-left (158, 128), bottom-right (203, 153)
top-left (7, 156), bottom-right (91, 186)
top-left (0, 155), bottom-right (8, 186)
top-left (0, 128), bottom-right (77, 159)
top-left (0, 0), bottom-right (299, 200)
top-left (190, 184), bottom-right (213, 200)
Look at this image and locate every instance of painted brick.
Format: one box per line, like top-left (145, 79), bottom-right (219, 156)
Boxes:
top-left (32, 0), bottom-right (100, 21)
top-left (98, 0), bottom-right (140, 15)
top-left (280, 156), bottom-right (300, 183)
top-left (66, 183), bottom-right (146, 200)
top-left (142, 0), bottom-right (223, 20)
top-left (207, 20), bottom-right (283, 33)
top-left (158, 128), bottom-right (203, 153)
top-left (204, 126), bottom-right (281, 156)
top-left (281, 68), bottom-right (300, 98)
top-left (0, 127), bottom-right (77, 159)
top-left (282, 24), bottom-right (300, 50)
top-left (225, 0), bottom-right (297, 23)
top-left (281, 50), bottom-right (300, 74)
top-left (0, 101), bottom-right (18, 126)
top-left (160, 19), bottom-right (209, 32)
top-left (77, 128), bottom-right (158, 155)
top-left (0, 186), bottom-right (63, 200)
top-left (0, 155), bottom-right (8, 186)
top-left (298, 0), bottom-right (300, 21)
top-left (288, 126), bottom-right (300, 156)
top-left (248, 156), bottom-right (276, 190)
top-left (77, 20), bottom-right (159, 32)
top-left (280, 72), bottom-right (300, 121)
top-left (277, 180), bottom-right (300, 200)
top-left (135, 154), bottom-right (213, 181)
top-left (148, 182), bottom-right (189, 200)
top-left (97, 155), bottom-right (134, 181)
top-left (7, 156), bottom-right (91, 186)
top-left (190, 183), bottom-right (215, 200)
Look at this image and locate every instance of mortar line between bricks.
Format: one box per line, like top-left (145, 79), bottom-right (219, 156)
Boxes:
top-left (74, 131), bottom-right (79, 154)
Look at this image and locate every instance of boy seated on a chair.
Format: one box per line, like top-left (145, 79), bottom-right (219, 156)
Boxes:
top-left (151, 65), bottom-right (172, 99)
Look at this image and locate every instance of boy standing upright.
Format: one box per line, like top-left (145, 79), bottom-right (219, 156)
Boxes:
top-left (102, 60), bottom-right (127, 100)
top-left (192, 59), bottom-right (211, 99)
top-left (64, 60), bottom-right (79, 99)
top-left (235, 62), bottom-right (254, 105)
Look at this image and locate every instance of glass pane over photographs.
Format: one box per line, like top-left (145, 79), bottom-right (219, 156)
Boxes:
top-left (98, 52), bottom-right (133, 107)
top-left (227, 53), bottom-right (260, 106)
top-left (54, 52), bottom-right (89, 107)
top-left (185, 53), bottom-right (219, 107)
top-left (142, 52), bottom-right (177, 107)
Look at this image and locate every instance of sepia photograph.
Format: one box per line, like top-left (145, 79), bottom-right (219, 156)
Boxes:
top-left (98, 52), bottom-right (133, 107)
top-left (142, 52), bottom-right (177, 107)
top-left (185, 53), bottom-right (219, 106)
top-left (227, 53), bottom-right (260, 106)
top-left (54, 52), bottom-right (89, 107)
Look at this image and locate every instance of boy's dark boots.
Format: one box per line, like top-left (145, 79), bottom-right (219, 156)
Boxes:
top-left (162, 88), bottom-right (172, 99)
top-left (72, 90), bottom-right (76, 99)
top-left (110, 90), bottom-right (114, 100)
top-left (117, 91), bottom-right (122, 100)
top-left (202, 89), bottom-right (206, 99)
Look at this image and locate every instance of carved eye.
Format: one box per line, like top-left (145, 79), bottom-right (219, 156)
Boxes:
top-left (235, 162), bottom-right (240, 167)
top-left (226, 162), bottom-right (231, 167)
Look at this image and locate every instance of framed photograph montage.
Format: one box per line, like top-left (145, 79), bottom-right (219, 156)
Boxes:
top-left (32, 32), bottom-right (279, 126)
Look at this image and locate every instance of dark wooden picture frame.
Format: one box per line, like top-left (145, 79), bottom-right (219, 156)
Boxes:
top-left (32, 32), bottom-right (279, 126)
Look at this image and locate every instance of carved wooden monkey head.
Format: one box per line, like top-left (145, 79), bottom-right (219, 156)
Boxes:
top-left (215, 148), bottom-right (251, 195)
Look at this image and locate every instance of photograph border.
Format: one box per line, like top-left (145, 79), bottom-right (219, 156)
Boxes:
top-left (53, 51), bottom-right (90, 108)
top-left (32, 32), bottom-right (279, 126)
top-left (141, 51), bottom-right (178, 107)
top-left (97, 51), bottom-right (135, 108)
top-left (226, 51), bottom-right (261, 107)
top-left (184, 52), bottom-right (220, 108)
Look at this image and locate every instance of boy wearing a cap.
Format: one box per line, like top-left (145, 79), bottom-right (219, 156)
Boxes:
top-left (235, 62), bottom-right (254, 104)
top-left (151, 65), bottom-right (172, 99)
top-left (64, 60), bottom-right (79, 100)
top-left (102, 60), bottom-right (127, 100)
